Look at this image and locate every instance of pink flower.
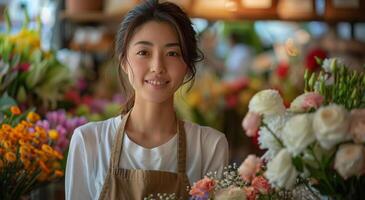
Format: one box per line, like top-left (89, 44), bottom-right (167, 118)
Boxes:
top-left (189, 187), bottom-right (205, 197)
top-left (238, 155), bottom-right (262, 182)
top-left (189, 177), bottom-right (216, 197)
top-left (242, 112), bottom-right (261, 137)
top-left (251, 176), bottom-right (270, 194)
top-left (244, 186), bottom-right (257, 200)
top-left (349, 109), bottom-right (365, 143)
top-left (290, 92), bottom-right (324, 112)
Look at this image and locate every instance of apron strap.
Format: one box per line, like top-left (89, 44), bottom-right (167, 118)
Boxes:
top-left (110, 111), bottom-right (187, 174)
top-left (177, 120), bottom-right (187, 174)
top-left (110, 111), bottom-right (131, 169)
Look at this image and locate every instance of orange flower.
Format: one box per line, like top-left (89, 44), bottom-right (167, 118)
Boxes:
top-left (2, 140), bottom-right (12, 149)
top-left (54, 170), bottom-right (64, 177)
top-left (38, 160), bottom-right (50, 174)
top-left (1, 124), bottom-right (12, 132)
top-left (26, 112), bottom-right (40, 123)
top-left (10, 106), bottom-right (21, 115)
top-left (5, 152), bottom-right (16, 162)
top-left (53, 150), bottom-right (64, 160)
top-left (41, 144), bottom-right (54, 155)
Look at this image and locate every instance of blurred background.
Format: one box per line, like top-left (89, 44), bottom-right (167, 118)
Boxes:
top-left (1, 0), bottom-right (365, 199)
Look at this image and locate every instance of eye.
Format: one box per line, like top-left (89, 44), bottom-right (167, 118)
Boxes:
top-left (167, 51), bottom-right (180, 57)
top-left (137, 50), bottom-right (149, 56)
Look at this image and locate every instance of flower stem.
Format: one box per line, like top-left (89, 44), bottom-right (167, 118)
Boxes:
top-left (262, 122), bottom-right (284, 148)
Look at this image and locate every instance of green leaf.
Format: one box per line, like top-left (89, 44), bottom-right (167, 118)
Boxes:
top-left (0, 93), bottom-right (17, 111)
top-left (292, 156), bottom-right (304, 172)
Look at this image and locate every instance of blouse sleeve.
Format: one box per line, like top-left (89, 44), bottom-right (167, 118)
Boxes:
top-left (202, 131), bottom-right (229, 177)
top-left (65, 128), bottom-right (93, 200)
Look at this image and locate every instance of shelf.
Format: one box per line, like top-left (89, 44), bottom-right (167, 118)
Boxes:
top-left (60, 11), bottom-right (123, 23)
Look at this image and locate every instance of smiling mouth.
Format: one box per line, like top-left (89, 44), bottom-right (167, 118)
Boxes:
top-left (145, 80), bottom-right (169, 86)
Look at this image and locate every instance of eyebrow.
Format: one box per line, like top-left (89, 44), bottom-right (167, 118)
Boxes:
top-left (133, 41), bottom-right (180, 47)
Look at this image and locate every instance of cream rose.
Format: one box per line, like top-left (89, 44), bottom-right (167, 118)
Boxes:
top-left (215, 186), bottom-right (247, 200)
top-left (313, 104), bottom-right (350, 149)
top-left (334, 144), bottom-right (365, 179)
top-left (264, 149), bottom-right (298, 189)
top-left (349, 109), bottom-right (365, 143)
top-left (282, 114), bottom-right (315, 156)
top-left (249, 89), bottom-right (286, 117)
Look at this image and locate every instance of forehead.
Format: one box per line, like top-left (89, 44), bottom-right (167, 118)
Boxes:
top-left (130, 20), bottom-right (180, 45)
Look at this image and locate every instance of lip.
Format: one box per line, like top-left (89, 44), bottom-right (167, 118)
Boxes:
top-left (144, 78), bottom-right (170, 88)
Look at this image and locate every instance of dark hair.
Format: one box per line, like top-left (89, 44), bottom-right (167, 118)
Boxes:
top-left (116, 0), bottom-right (203, 114)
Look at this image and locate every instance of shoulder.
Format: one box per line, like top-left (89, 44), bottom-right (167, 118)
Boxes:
top-left (71, 116), bottom-right (121, 147)
top-left (183, 120), bottom-right (227, 145)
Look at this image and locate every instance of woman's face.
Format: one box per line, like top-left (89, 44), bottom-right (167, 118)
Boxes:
top-left (122, 20), bottom-right (188, 104)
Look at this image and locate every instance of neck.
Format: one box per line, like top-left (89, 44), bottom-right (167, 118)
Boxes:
top-left (126, 96), bottom-right (177, 138)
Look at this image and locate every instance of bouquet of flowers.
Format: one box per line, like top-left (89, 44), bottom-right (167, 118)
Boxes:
top-left (0, 9), bottom-right (72, 111)
top-left (35, 109), bottom-right (87, 170)
top-left (242, 58), bottom-right (365, 199)
top-left (0, 103), bottom-right (64, 200)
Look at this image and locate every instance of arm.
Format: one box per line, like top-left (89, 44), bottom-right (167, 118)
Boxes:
top-left (65, 128), bottom-right (93, 200)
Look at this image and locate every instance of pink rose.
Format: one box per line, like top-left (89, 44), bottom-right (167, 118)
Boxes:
top-left (350, 109), bottom-right (365, 143)
top-left (244, 186), bottom-right (257, 200)
top-left (251, 176), bottom-right (270, 194)
top-left (189, 176), bottom-right (216, 197)
top-left (242, 112), bottom-right (261, 137)
top-left (290, 92), bottom-right (324, 112)
top-left (238, 155), bottom-right (262, 182)
top-left (189, 187), bottom-right (205, 197)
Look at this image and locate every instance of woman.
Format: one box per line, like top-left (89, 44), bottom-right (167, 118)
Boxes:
top-left (65, 0), bottom-right (228, 199)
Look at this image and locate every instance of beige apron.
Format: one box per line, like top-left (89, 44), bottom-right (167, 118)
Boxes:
top-left (98, 112), bottom-right (190, 200)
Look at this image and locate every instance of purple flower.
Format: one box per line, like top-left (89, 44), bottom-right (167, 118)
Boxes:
top-left (36, 120), bottom-right (50, 131)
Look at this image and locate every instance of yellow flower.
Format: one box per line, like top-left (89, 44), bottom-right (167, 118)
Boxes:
top-left (5, 152), bottom-right (16, 162)
top-left (187, 91), bottom-right (202, 107)
top-left (27, 112), bottom-right (40, 123)
top-left (10, 106), bottom-right (21, 115)
top-left (48, 129), bottom-right (59, 140)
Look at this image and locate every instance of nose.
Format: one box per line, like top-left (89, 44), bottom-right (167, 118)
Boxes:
top-left (150, 53), bottom-right (165, 74)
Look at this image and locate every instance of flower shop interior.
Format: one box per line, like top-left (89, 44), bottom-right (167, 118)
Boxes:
top-left (1, 0), bottom-right (365, 199)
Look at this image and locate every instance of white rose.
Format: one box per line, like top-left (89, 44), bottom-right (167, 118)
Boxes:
top-left (259, 114), bottom-right (290, 161)
top-left (215, 186), bottom-right (246, 200)
top-left (265, 149), bottom-right (298, 189)
top-left (334, 144), bottom-right (365, 179)
top-left (249, 89), bottom-right (286, 117)
top-left (322, 58), bottom-right (344, 73)
top-left (282, 114), bottom-right (315, 156)
top-left (313, 104), bottom-right (350, 149)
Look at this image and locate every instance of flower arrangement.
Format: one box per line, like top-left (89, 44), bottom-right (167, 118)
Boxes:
top-left (0, 104), bottom-right (64, 200)
top-left (0, 9), bottom-right (72, 111)
top-left (242, 57), bottom-right (365, 199)
top-left (36, 110), bottom-right (87, 155)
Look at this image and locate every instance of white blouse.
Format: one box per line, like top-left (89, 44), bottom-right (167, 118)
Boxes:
top-left (65, 116), bottom-right (229, 200)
